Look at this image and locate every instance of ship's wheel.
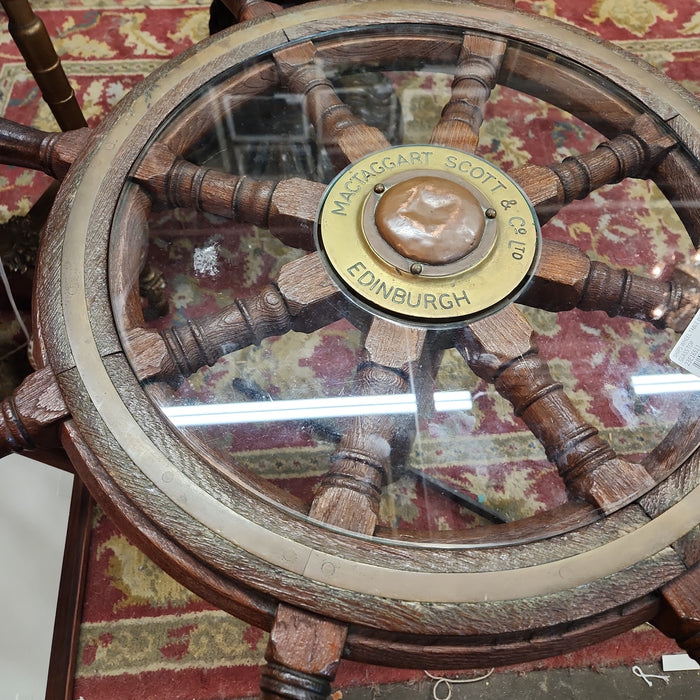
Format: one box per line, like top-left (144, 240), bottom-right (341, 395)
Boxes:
top-left (1, 1), bottom-right (699, 697)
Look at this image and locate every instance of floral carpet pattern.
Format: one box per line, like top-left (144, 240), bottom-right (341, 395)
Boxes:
top-left (1, 0), bottom-right (699, 698)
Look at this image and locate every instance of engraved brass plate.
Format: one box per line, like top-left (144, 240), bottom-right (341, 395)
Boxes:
top-left (317, 145), bottom-right (540, 325)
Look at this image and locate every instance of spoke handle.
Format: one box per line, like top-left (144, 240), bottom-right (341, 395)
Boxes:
top-left (128, 253), bottom-right (342, 383)
top-left (127, 285), bottom-right (293, 382)
top-left (516, 116), bottom-right (677, 223)
top-left (550, 116), bottom-right (676, 205)
top-left (580, 261), bottom-right (699, 331)
top-left (495, 352), bottom-right (615, 480)
top-left (134, 144), bottom-right (319, 249)
top-left (492, 351), bottom-right (654, 512)
top-left (460, 310), bottom-right (654, 512)
top-left (134, 144), bottom-right (274, 226)
top-left (0, 117), bottom-right (88, 178)
top-left (310, 361), bottom-right (410, 533)
top-left (0, 368), bottom-right (68, 456)
top-left (526, 241), bottom-right (700, 331)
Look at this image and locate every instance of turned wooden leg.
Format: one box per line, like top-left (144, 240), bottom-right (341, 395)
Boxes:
top-left (1, 0), bottom-right (86, 130)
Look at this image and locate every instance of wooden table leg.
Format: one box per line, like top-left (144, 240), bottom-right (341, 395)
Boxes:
top-left (46, 478), bottom-right (93, 700)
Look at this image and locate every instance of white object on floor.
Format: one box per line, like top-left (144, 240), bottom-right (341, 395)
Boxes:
top-left (662, 653), bottom-right (700, 672)
top-left (632, 666), bottom-right (670, 687)
top-left (0, 454), bottom-right (74, 699)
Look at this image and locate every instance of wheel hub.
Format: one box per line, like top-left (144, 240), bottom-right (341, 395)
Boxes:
top-left (374, 174), bottom-right (485, 264)
top-left (318, 145), bottom-right (541, 325)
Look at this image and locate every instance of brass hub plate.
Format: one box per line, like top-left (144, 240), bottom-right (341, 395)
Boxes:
top-left (317, 145), bottom-right (541, 325)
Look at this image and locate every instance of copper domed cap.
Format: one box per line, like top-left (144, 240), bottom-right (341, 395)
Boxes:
top-left (375, 175), bottom-right (485, 265)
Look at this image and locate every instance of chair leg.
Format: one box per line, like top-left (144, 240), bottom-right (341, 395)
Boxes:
top-left (1, 0), bottom-right (86, 280)
top-left (1, 0), bottom-right (87, 130)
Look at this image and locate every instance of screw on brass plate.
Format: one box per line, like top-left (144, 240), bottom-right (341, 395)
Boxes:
top-left (374, 183), bottom-right (386, 194)
top-left (485, 208), bottom-right (497, 219)
top-left (410, 262), bottom-right (423, 275)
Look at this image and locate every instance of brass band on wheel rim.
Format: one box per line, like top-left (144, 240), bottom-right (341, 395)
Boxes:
top-left (318, 146), bottom-right (540, 324)
top-left (34, 0), bottom-right (700, 646)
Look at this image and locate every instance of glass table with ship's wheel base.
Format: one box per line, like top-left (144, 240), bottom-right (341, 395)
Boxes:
top-left (1, 1), bottom-right (699, 697)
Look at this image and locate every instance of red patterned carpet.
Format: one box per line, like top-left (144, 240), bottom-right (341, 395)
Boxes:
top-left (1, 1), bottom-right (699, 698)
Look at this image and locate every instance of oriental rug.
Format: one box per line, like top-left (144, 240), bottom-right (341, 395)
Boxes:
top-left (1, 1), bottom-right (699, 698)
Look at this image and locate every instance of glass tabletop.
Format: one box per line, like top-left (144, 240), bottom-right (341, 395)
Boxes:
top-left (109, 19), bottom-right (698, 545)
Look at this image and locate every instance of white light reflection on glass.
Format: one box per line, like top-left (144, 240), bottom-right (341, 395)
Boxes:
top-left (632, 373), bottom-right (700, 395)
top-left (164, 391), bottom-right (473, 427)
top-left (433, 390), bottom-right (473, 412)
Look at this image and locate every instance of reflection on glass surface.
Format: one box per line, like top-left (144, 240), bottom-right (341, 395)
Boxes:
top-left (632, 373), bottom-right (700, 395)
top-left (112, 26), bottom-right (699, 541)
top-left (163, 390), bottom-right (474, 426)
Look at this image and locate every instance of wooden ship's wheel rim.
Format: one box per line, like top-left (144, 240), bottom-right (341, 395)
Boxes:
top-left (34, 0), bottom-right (699, 666)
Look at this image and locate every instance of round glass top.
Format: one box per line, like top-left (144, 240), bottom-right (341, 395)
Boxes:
top-left (110, 16), bottom-right (697, 542)
top-left (38, 0), bottom-right (700, 639)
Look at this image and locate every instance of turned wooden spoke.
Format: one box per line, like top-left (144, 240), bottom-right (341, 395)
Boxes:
top-left (512, 115), bottom-right (677, 223)
top-left (0, 121), bottom-right (323, 250)
top-left (0, 367), bottom-right (69, 456)
top-left (457, 305), bottom-right (655, 513)
top-left (262, 320), bottom-right (426, 698)
top-left (273, 41), bottom-right (390, 167)
top-left (309, 320), bottom-right (427, 534)
top-left (522, 239), bottom-right (700, 331)
top-left (0, 117), bottom-right (89, 178)
top-left (127, 252), bottom-right (342, 383)
top-left (135, 143), bottom-right (323, 249)
top-left (430, 33), bottom-right (507, 153)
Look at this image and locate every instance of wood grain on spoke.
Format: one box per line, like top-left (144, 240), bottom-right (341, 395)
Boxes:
top-left (0, 117), bottom-right (89, 179)
top-left (0, 367), bottom-right (69, 456)
top-left (430, 33), bottom-right (507, 153)
top-left (264, 320), bottom-right (425, 699)
top-left (512, 115), bottom-right (677, 223)
top-left (273, 41), bottom-right (390, 167)
top-left (126, 252), bottom-right (342, 383)
top-left (522, 239), bottom-right (700, 331)
top-left (262, 605), bottom-right (346, 700)
top-left (310, 319), bottom-right (426, 534)
top-left (654, 566), bottom-right (700, 663)
top-left (457, 305), bottom-right (655, 513)
top-left (134, 143), bottom-right (324, 249)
